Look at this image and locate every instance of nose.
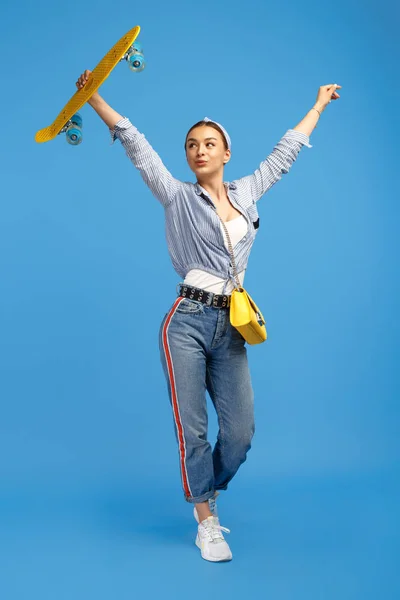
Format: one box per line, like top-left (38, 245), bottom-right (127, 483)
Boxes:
top-left (196, 144), bottom-right (206, 157)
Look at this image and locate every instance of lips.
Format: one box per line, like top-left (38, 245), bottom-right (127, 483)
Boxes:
top-left (196, 161), bottom-right (207, 166)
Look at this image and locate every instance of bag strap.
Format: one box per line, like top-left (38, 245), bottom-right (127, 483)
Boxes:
top-left (217, 215), bottom-right (241, 290)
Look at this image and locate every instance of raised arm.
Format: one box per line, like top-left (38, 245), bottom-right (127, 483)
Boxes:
top-left (77, 70), bottom-right (181, 207)
top-left (233, 83), bottom-right (342, 204)
top-left (233, 129), bottom-right (312, 204)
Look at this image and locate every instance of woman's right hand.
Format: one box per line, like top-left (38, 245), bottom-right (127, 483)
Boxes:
top-left (76, 69), bottom-right (101, 105)
top-left (76, 69), bottom-right (92, 90)
top-left (75, 69), bottom-right (121, 126)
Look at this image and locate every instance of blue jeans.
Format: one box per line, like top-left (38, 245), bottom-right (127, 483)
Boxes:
top-left (159, 296), bottom-right (255, 504)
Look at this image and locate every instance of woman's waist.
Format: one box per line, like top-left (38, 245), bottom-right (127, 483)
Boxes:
top-left (184, 268), bottom-right (245, 295)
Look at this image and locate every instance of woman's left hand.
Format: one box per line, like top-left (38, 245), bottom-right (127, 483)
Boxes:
top-left (315, 83), bottom-right (342, 112)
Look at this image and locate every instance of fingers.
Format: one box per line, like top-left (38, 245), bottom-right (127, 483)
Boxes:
top-left (321, 83), bottom-right (342, 90)
top-left (76, 69), bottom-right (92, 90)
top-left (320, 83), bottom-right (342, 103)
top-left (331, 83), bottom-right (341, 100)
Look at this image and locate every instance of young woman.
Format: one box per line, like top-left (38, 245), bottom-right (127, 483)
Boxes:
top-left (76, 70), bottom-right (341, 562)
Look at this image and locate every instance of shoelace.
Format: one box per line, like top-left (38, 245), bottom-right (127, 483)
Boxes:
top-left (201, 517), bottom-right (231, 543)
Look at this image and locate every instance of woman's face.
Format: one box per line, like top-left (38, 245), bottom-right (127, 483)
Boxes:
top-left (185, 126), bottom-right (231, 178)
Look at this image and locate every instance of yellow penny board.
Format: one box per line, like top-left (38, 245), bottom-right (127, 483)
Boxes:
top-left (35, 25), bottom-right (141, 143)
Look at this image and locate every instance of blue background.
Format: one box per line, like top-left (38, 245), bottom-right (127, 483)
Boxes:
top-left (0, 0), bottom-right (399, 597)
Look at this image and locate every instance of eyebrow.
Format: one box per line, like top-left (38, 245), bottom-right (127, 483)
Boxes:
top-left (187, 137), bottom-right (218, 143)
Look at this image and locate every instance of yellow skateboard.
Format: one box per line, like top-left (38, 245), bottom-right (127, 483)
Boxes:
top-left (35, 25), bottom-right (144, 145)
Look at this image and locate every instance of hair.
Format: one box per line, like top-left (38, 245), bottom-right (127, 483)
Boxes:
top-left (184, 120), bottom-right (229, 151)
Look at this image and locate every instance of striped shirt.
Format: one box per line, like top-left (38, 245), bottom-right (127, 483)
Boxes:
top-left (111, 118), bottom-right (312, 291)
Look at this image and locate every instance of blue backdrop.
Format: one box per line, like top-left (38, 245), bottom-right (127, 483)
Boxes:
top-left (0, 0), bottom-right (399, 597)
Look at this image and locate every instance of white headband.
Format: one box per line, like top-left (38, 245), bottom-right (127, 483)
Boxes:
top-left (203, 117), bottom-right (231, 150)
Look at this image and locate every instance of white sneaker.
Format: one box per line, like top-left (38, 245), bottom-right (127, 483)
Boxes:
top-left (195, 516), bottom-right (233, 562)
top-left (193, 491), bottom-right (219, 524)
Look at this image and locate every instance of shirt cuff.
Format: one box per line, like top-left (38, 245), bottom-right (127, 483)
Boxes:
top-left (109, 117), bottom-right (136, 144)
top-left (285, 129), bottom-right (313, 149)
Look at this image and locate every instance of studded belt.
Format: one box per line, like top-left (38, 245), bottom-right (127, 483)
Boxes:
top-left (178, 284), bottom-right (231, 308)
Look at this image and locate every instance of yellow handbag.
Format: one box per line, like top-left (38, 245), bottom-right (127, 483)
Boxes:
top-left (219, 218), bottom-right (267, 345)
top-left (230, 287), bottom-right (267, 345)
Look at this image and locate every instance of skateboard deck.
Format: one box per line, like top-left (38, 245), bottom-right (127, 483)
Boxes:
top-left (35, 25), bottom-right (141, 144)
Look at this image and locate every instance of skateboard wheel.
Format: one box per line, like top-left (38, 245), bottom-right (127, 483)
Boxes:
top-left (66, 125), bottom-right (83, 145)
top-left (131, 42), bottom-right (143, 54)
top-left (71, 112), bottom-right (83, 128)
top-left (128, 52), bottom-right (145, 72)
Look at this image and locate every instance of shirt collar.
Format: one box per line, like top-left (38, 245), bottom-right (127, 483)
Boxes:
top-left (194, 182), bottom-right (237, 196)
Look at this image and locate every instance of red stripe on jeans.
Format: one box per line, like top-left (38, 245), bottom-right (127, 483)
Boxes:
top-left (162, 297), bottom-right (192, 499)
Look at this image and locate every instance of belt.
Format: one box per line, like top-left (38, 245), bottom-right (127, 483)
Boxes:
top-left (178, 284), bottom-right (231, 308)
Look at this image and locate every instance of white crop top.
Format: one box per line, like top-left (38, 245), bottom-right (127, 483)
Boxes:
top-left (183, 214), bottom-right (248, 294)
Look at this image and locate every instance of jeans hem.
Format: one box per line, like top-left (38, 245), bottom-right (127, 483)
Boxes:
top-left (214, 485), bottom-right (228, 491)
top-left (184, 490), bottom-right (216, 504)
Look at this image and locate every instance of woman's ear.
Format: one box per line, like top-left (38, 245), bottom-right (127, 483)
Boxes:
top-left (223, 149), bottom-right (231, 164)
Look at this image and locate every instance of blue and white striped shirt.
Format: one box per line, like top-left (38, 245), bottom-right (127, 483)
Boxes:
top-left (111, 118), bottom-right (311, 289)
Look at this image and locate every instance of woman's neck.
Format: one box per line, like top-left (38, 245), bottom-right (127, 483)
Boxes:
top-left (197, 174), bottom-right (227, 203)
